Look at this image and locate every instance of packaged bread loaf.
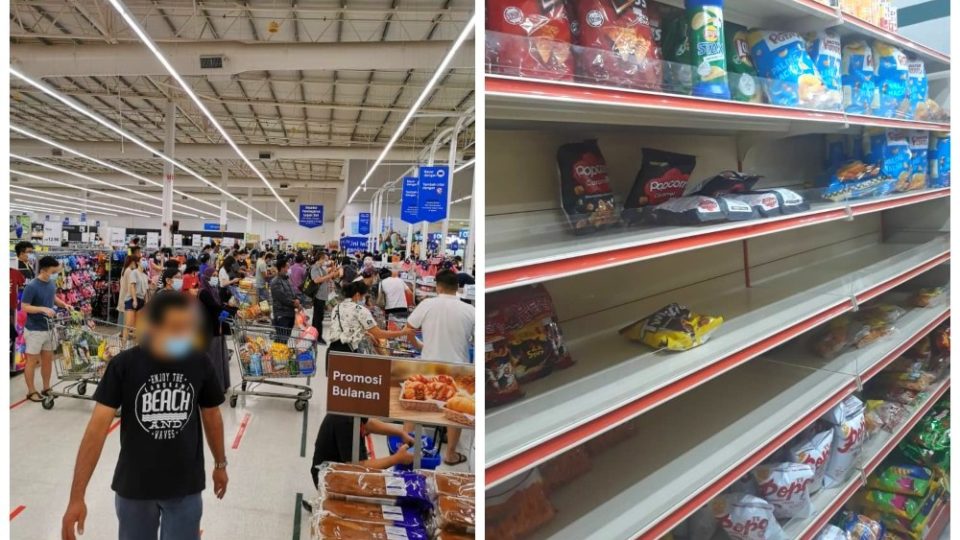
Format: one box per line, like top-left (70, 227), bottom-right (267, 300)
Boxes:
top-left (319, 469), bottom-right (432, 508)
top-left (437, 494), bottom-right (476, 532)
top-left (487, 471), bottom-right (556, 539)
top-left (320, 498), bottom-right (426, 529)
top-left (539, 446), bottom-right (592, 492)
top-left (312, 513), bottom-right (429, 540)
top-left (436, 531), bottom-right (474, 540)
top-left (427, 470), bottom-right (476, 498)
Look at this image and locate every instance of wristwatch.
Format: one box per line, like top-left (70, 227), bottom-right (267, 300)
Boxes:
top-left (215, 460), bottom-right (228, 469)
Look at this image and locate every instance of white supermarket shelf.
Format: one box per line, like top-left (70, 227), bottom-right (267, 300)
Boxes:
top-left (517, 302), bottom-right (949, 540)
top-left (781, 375), bottom-right (951, 540)
top-left (487, 188), bottom-right (949, 291)
top-left (486, 236), bottom-right (949, 487)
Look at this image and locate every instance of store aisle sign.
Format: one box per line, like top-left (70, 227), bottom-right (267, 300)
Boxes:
top-left (358, 212), bottom-right (371, 235)
top-left (401, 176), bottom-right (420, 224)
top-left (42, 221), bottom-right (62, 247)
top-left (418, 166), bottom-right (449, 223)
top-left (146, 232), bottom-right (159, 248)
top-left (192, 234), bottom-right (202, 247)
top-left (299, 204), bottom-right (324, 229)
top-left (203, 223), bottom-right (221, 231)
top-left (173, 234), bottom-right (183, 248)
top-left (110, 228), bottom-right (126, 248)
top-left (339, 236), bottom-right (368, 252)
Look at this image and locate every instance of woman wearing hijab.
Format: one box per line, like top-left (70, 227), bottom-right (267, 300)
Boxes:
top-left (198, 266), bottom-right (231, 391)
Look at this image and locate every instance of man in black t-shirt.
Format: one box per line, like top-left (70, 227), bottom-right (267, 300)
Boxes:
top-left (62, 293), bottom-right (227, 540)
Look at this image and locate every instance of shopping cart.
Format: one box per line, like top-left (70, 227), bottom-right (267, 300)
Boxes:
top-left (43, 314), bottom-right (131, 411)
top-left (368, 313), bottom-right (421, 358)
top-left (228, 314), bottom-right (316, 411)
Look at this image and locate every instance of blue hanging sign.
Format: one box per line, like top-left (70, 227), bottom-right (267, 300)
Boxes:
top-left (358, 212), bottom-right (371, 235)
top-left (203, 222), bottom-right (221, 231)
top-left (418, 166), bottom-right (449, 223)
top-left (299, 204), bottom-right (324, 229)
top-left (339, 236), bottom-right (369, 252)
top-left (63, 217), bottom-right (70, 226)
top-left (400, 176), bottom-right (420, 224)
top-left (458, 228), bottom-right (469, 239)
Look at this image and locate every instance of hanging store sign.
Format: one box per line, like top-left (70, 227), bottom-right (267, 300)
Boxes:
top-left (173, 234), bottom-right (183, 248)
top-left (358, 212), bottom-right (371, 235)
top-left (192, 234), bottom-right (202, 247)
top-left (339, 236), bottom-right (369, 252)
top-left (146, 231), bottom-right (159, 248)
top-left (203, 223), bottom-right (221, 231)
top-left (299, 204), bottom-right (324, 229)
top-left (42, 221), bottom-right (62, 247)
top-left (401, 176), bottom-right (420, 224)
top-left (110, 228), bottom-right (126, 248)
top-left (417, 166), bottom-right (449, 223)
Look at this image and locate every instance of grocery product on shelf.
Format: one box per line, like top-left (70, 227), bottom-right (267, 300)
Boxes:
top-left (661, 6), bottom-right (694, 94)
top-left (865, 464), bottom-right (932, 497)
top-left (841, 40), bottom-right (878, 115)
top-left (622, 148), bottom-right (697, 224)
top-left (835, 510), bottom-right (884, 540)
top-left (572, 0), bottom-right (662, 91)
top-left (538, 446), bottom-right (592, 492)
top-left (752, 462), bottom-right (815, 519)
top-left (789, 429), bottom-right (833, 494)
top-left (619, 302), bottom-right (724, 351)
top-left (643, 195), bottom-right (729, 224)
top-left (805, 31), bottom-right (843, 109)
top-left (820, 395), bottom-right (867, 488)
top-left (686, 0), bottom-right (730, 99)
top-left (487, 471), bottom-right (556, 539)
top-left (908, 131), bottom-right (930, 189)
top-left (871, 41), bottom-right (910, 119)
top-left (928, 133), bottom-right (951, 188)
top-left (485, 318), bottom-right (523, 406)
top-left (712, 493), bottom-right (784, 540)
top-left (485, 0), bottom-right (575, 80)
top-left (747, 30), bottom-right (827, 109)
top-left (814, 524), bottom-right (847, 540)
top-left (906, 59), bottom-right (928, 119)
top-left (725, 23), bottom-right (762, 103)
top-left (557, 139), bottom-right (621, 234)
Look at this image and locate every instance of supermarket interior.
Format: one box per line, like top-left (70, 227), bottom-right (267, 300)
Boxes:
top-left (9, 1), bottom-right (476, 539)
top-left (485, 0), bottom-right (951, 539)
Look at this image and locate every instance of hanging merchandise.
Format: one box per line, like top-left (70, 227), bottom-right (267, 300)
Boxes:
top-left (685, 0), bottom-right (730, 99)
top-left (573, 0), bottom-right (663, 91)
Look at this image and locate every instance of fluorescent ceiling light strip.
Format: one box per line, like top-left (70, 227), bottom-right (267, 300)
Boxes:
top-left (11, 189), bottom-right (156, 217)
top-left (11, 168), bottom-right (165, 211)
top-left (9, 69), bottom-right (273, 221)
top-left (10, 185), bottom-right (160, 216)
top-left (106, 0), bottom-right (296, 221)
top-left (453, 159), bottom-right (475, 173)
top-left (348, 13), bottom-right (477, 205)
top-left (9, 125), bottom-right (236, 220)
top-left (10, 159), bottom-right (198, 218)
top-left (10, 204), bottom-right (91, 216)
top-left (11, 198), bottom-right (119, 217)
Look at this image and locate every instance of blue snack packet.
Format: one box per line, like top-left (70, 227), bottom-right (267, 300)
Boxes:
top-left (806, 31), bottom-right (842, 110)
top-left (841, 40), bottom-right (877, 115)
top-left (747, 30), bottom-right (827, 108)
top-left (928, 133), bottom-right (950, 188)
top-left (906, 59), bottom-right (928, 120)
top-left (872, 41), bottom-right (910, 118)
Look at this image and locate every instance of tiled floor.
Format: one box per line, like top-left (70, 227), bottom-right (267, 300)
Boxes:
top-left (9, 313), bottom-right (472, 540)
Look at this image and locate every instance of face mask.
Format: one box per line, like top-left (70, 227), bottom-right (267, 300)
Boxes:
top-left (172, 278), bottom-right (183, 291)
top-left (48, 272), bottom-right (59, 281)
top-left (209, 277), bottom-right (219, 287)
top-left (27, 253), bottom-right (36, 262)
top-left (164, 336), bottom-right (194, 359)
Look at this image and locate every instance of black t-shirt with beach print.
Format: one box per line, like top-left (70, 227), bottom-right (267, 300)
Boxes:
top-left (93, 345), bottom-right (225, 499)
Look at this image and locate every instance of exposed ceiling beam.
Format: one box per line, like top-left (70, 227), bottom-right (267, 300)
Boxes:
top-left (10, 169), bottom-right (343, 190)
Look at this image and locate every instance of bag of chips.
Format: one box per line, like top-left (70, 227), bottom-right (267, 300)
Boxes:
top-left (841, 40), bottom-right (878, 115)
top-left (862, 489), bottom-right (923, 520)
top-left (695, 170), bottom-right (761, 196)
top-left (866, 464), bottom-right (932, 497)
top-left (864, 128), bottom-right (914, 191)
top-left (747, 30), bottom-right (826, 108)
top-left (928, 133), bottom-right (950, 188)
top-left (643, 195), bottom-right (727, 225)
top-left (872, 41), bottom-right (911, 118)
top-left (789, 429), bottom-right (832, 494)
top-left (821, 160), bottom-right (895, 202)
top-left (686, 0), bottom-right (730, 99)
top-left (573, 0), bottom-right (662, 90)
top-left (752, 462), bottom-right (815, 519)
top-left (726, 23), bottom-right (762, 103)
top-left (821, 395), bottom-right (866, 488)
top-left (622, 148), bottom-right (697, 224)
top-left (906, 59), bottom-right (928, 120)
top-left (491, 284), bottom-right (573, 384)
top-left (619, 302), bottom-right (724, 351)
top-left (718, 197), bottom-right (758, 221)
top-left (712, 494), bottom-right (784, 540)
top-left (486, 0), bottom-right (576, 80)
top-left (485, 312), bottom-right (524, 407)
top-left (755, 188), bottom-right (808, 214)
top-left (661, 8), bottom-right (693, 94)
top-left (720, 192), bottom-right (781, 217)
top-left (907, 131), bottom-right (930, 190)
top-left (805, 30), bottom-right (842, 109)
top-left (557, 139), bottom-right (621, 234)
top-left (837, 511), bottom-right (884, 540)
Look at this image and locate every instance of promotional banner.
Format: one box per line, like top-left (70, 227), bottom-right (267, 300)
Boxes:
top-left (42, 221), bottom-right (62, 247)
top-left (358, 212), bottom-right (371, 235)
top-left (299, 204), bottom-right (324, 228)
top-left (417, 166), bottom-right (449, 223)
top-left (339, 236), bottom-right (369, 252)
top-left (401, 176), bottom-right (420, 224)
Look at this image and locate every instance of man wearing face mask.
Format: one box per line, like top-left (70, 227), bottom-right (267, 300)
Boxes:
top-left (61, 293), bottom-right (227, 540)
top-left (21, 256), bottom-right (74, 403)
top-left (270, 256), bottom-right (300, 343)
top-left (15, 240), bottom-right (36, 280)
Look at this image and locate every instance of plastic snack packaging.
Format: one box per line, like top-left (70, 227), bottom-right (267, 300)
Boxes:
top-left (661, 7), bottom-right (694, 94)
top-left (312, 513), bottom-right (430, 540)
top-left (906, 131), bottom-right (929, 190)
top-left (428, 470), bottom-right (476, 499)
top-left (912, 286), bottom-right (946, 308)
top-left (747, 30), bottom-right (826, 108)
top-left (865, 399), bottom-right (909, 433)
top-left (906, 59), bottom-right (928, 119)
top-left (686, 0), bottom-right (731, 99)
top-left (866, 464), bottom-right (932, 497)
top-left (720, 192), bottom-right (781, 217)
top-left (789, 429), bottom-right (832, 493)
top-left (862, 489), bottom-right (923, 520)
top-left (539, 446), bottom-right (592, 492)
top-left (619, 303), bottom-right (724, 351)
top-left (492, 284), bottom-right (573, 384)
top-left (837, 511), bottom-right (885, 540)
top-left (557, 139), bottom-right (621, 234)
top-left (725, 23), bottom-right (762, 103)
top-left (928, 133), bottom-right (950, 188)
top-left (486, 0), bottom-right (575, 80)
top-left (872, 41), bottom-right (911, 118)
top-left (752, 462), bottom-right (815, 519)
top-left (864, 129), bottom-right (914, 191)
top-left (755, 188), bottom-right (809, 214)
top-left (695, 170), bottom-right (761, 196)
top-left (644, 195), bottom-right (727, 225)
top-left (805, 30), bottom-right (842, 109)
top-left (841, 40), bottom-right (878, 115)
top-left (320, 499), bottom-right (427, 529)
top-left (814, 524), bottom-right (848, 540)
top-left (487, 470), bottom-right (556, 539)
top-left (820, 395), bottom-right (866, 488)
top-left (858, 303), bottom-right (906, 325)
top-left (717, 197), bottom-right (758, 221)
top-left (573, 0), bottom-right (662, 90)
top-left (712, 493), bottom-right (784, 540)
top-left (622, 148), bottom-right (697, 224)
top-left (485, 311), bottom-right (524, 407)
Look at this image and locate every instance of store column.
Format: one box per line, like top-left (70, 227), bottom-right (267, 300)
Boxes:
top-left (161, 100), bottom-right (176, 247)
top-left (219, 167), bottom-right (229, 231)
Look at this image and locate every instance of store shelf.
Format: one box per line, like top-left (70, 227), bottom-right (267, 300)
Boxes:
top-left (486, 76), bottom-right (951, 132)
top-left (510, 302), bottom-right (948, 540)
top-left (925, 500), bottom-right (951, 540)
top-left (487, 188), bottom-right (949, 291)
top-left (781, 375), bottom-right (951, 540)
top-left (486, 235), bottom-right (949, 487)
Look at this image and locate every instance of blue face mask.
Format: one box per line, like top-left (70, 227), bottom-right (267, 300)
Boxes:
top-left (172, 278), bottom-right (183, 291)
top-left (48, 272), bottom-right (59, 281)
top-left (164, 336), bottom-right (194, 359)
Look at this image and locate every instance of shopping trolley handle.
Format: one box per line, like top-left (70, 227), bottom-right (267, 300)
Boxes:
top-left (219, 310), bottom-right (231, 323)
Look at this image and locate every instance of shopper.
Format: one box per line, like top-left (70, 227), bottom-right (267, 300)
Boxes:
top-left (21, 256), bottom-right (74, 402)
top-left (327, 280), bottom-right (412, 357)
top-left (11, 265), bottom-right (26, 373)
top-left (289, 254), bottom-right (308, 292)
top-left (255, 251), bottom-right (274, 300)
top-left (198, 253), bottom-right (211, 277)
top-left (120, 248), bottom-right (149, 346)
top-left (158, 268), bottom-right (184, 296)
top-left (15, 240), bottom-right (36, 280)
top-left (198, 267), bottom-right (231, 391)
top-left (182, 264), bottom-right (201, 296)
top-left (218, 255), bottom-right (241, 288)
top-left (379, 267), bottom-right (412, 315)
top-left (403, 269), bottom-right (475, 465)
top-left (61, 293), bottom-right (227, 540)
top-left (270, 256), bottom-right (299, 343)
top-left (308, 253), bottom-right (339, 343)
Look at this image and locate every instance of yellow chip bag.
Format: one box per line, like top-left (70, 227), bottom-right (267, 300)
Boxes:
top-left (619, 303), bottom-right (724, 351)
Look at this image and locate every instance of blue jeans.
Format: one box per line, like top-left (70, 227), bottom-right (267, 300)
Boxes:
top-left (115, 493), bottom-right (202, 540)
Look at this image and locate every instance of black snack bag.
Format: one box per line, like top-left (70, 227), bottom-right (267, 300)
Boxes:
top-left (717, 196), bottom-right (758, 221)
top-left (557, 140), bottom-right (621, 234)
top-left (645, 195), bottom-right (725, 225)
top-left (756, 188), bottom-right (809, 214)
top-left (623, 148), bottom-right (697, 224)
top-left (721, 192), bottom-right (782, 217)
top-left (696, 170), bottom-right (763, 196)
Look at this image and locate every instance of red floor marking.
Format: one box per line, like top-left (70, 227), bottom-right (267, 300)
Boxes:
top-left (231, 413), bottom-right (252, 450)
top-left (108, 419), bottom-right (121, 434)
top-left (10, 505), bottom-right (26, 520)
top-left (365, 435), bottom-right (376, 459)
top-left (9, 398), bottom-right (28, 410)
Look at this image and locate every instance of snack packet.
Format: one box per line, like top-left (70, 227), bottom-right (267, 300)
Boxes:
top-left (718, 197), bottom-right (758, 221)
top-left (644, 195), bottom-right (727, 225)
top-left (821, 395), bottom-right (866, 488)
top-left (872, 41), bottom-right (911, 118)
top-left (907, 131), bottom-right (929, 190)
top-left (312, 514), bottom-right (430, 540)
top-left (573, 0), bottom-right (662, 90)
top-left (712, 493), bottom-right (784, 540)
top-left (622, 148), bottom-right (697, 224)
top-left (695, 170), bottom-right (761, 196)
top-left (661, 8), bottom-right (693, 94)
top-left (487, 471), bottom-right (556, 539)
top-left (318, 468), bottom-right (432, 509)
top-left (912, 286), bottom-right (946, 307)
top-left (539, 446), bottom-right (592, 492)
top-left (485, 310), bottom-right (524, 407)
top-left (821, 160), bottom-right (894, 202)
top-left (726, 23), bottom-right (762, 103)
top-left (906, 59), bottom-right (928, 119)
top-left (841, 40), bottom-right (878, 115)
top-left (557, 139), bottom-right (621, 234)
top-left (814, 525), bottom-right (847, 540)
top-left (866, 464), bottom-right (932, 497)
top-left (789, 429), bottom-right (832, 493)
top-left (320, 499), bottom-right (427, 529)
top-left (862, 489), bottom-right (923, 520)
top-left (805, 30), bottom-right (842, 109)
top-left (748, 30), bottom-right (826, 108)
top-left (436, 494), bottom-right (475, 533)
top-left (865, 399), bottom-right (909, 433)
top-left (619, 302), bottom-right (724, 351)
top-left (837, 511), bottom-right (884, 540)
top-left (493, 284), bottom-right (573, 383)
top-left (928, 133), bottom-right (950, 188)
top-left (752, 462), bottom-right (815, 519)
top-left (486, 0), bottom-right (575, 80)
top-left (720, 192), bottom-right (781, 217)
top-left (755, 188), bottom-right (808, 214)
top-left (864, 128), bottom-right (914, 191)
top-left (687, 0), bottom-right (731, 99)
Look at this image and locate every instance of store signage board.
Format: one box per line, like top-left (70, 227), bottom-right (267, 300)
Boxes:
top-left (459, 229), bottom-right (469, 239)
top-left (110, 228), bottom-right (126, 248)
top-left (339, 236), bottom-right (368, 252)
top-left (462, 284), bottom-right (475, 301)
top-left (417, 166), bottom-right (449, 223)
top-left (192, 234), bottom-right (202, 246)
top-left (146, 231), bottom-right (159, 249)
top-left (299, 204), bottom-right (324, 229)
top-left (42, 222), bottom-right (62, 247)
top-left (358, 212), bottom-right (371, 235)
top-left (327, 352), bottom-right (475, 429)
top-left (203, 223), bottom-right (221, 231)
top-left (202, 236), bottom-right (211, 246)
top-left (401, 176), bottom-right (420, 224)
top-left (173, 234), bottom-right (183, 248)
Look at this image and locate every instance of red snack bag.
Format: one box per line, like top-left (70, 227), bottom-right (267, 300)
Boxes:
top-left (485, 309), bottom-right (524, 407)
top-left (487, 0), bottom-right (575, 80)
top-left (491, 284), bottom-right (574, 384)
top-left (573, 0), bottom-right (663, 90)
